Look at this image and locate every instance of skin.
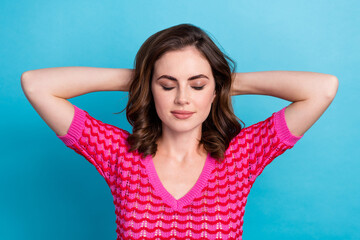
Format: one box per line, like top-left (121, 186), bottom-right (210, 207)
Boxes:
top-left (150, 45), bottom-right (217, 199)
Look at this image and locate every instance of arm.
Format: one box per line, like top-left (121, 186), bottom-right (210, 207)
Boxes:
top-left (21, 67), bottom-right (134, 136)
top-left (231, 71), bottom-right (339, 137)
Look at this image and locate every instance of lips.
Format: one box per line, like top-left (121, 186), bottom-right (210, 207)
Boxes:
top-left (171, 110), bottom-right (194, 114)
top-left (171, 110), bottom-right (195, 119)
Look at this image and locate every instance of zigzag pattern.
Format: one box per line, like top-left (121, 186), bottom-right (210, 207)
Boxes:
top-left (61, 107), bottom-right (297, 240)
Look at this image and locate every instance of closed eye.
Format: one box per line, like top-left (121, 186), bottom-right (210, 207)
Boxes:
top-left (162, 86), bottom-right (175, 91)
top-left (161, 86), bottom-right (205, 91)
top-left (192, 86), bottom-right (204, 90)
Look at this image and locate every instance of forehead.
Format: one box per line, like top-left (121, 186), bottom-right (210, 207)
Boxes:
top-left (153, 46), bottom-right (212, 76)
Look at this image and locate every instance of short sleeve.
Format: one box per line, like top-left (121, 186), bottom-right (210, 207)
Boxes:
top-left (231, 106), bottom-right (303, 182)
top-left (56, 104), bottom-right (131, 185)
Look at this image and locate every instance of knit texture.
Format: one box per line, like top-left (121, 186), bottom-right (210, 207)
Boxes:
top-left (57, 105), bottom-right (303, 239)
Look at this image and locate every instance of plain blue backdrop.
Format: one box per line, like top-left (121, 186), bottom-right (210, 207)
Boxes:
top-left (1, 0), bottom-right (358, 239)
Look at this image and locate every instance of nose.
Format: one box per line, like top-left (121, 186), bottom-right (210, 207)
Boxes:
top-left (174, 87), bottom-right (190, 105)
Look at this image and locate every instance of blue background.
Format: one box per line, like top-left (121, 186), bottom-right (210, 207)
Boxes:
top-left (1, 0), bottom-right (358, 239)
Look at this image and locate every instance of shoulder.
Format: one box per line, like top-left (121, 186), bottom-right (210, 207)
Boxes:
top-left (227, 106), bottom-right (302, 150)
top-left (58, 104), bottom-right (132, 150)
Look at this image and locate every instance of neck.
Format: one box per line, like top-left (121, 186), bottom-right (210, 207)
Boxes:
top-left (155, 125), bottom-right (206, 164)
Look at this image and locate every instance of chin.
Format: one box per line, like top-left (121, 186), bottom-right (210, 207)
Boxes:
top-left (163, 122), bottom-right (202, 134)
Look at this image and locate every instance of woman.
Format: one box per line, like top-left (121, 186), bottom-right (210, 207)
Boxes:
top-left (21, 24), bottom-right (338, 239)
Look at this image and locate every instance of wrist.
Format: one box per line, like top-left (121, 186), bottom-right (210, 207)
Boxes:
top-left (231, 72), bottom-right (246, 95)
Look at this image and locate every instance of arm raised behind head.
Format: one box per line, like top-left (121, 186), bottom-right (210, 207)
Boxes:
top-left (21, 67), bottom-right (134, 136)
top-left (231, 70), bottom-right (339, 137)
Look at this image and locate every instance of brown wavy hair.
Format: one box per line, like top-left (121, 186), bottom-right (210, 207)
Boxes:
top-left (125, 23), bottom-right (244, 163)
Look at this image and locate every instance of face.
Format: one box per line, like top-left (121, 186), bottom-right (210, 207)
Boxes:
top-left (151, 45), bottom-right (216, 135)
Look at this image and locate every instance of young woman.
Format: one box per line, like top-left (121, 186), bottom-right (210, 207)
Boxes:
top-left (21, 24), bottom-right (338, 239)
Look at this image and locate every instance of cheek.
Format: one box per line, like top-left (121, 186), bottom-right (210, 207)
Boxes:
top-left (200, 92), bottom-right (216, 107)
top-left (152, 91), bottom-right (169, 116)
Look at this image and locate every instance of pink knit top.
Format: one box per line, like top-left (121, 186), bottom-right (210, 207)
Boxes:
top-left (57, 104), bottom-right (303, 239)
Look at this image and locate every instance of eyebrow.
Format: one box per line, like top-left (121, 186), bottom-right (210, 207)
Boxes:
top-left (156, 74), bottom-right (209, 81)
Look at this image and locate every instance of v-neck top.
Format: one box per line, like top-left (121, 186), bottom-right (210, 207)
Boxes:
top-left (57, 104), bottom-right (303, 240)
top-left (144, 152), bottom-right (215, 211)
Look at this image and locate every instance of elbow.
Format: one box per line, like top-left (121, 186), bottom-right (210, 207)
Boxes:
top-left (21, 70), bottom-right (37, 94)
top-left (21, 70), bottom-right (34, 83)
top-left (324, 75), bottom-right (339, 100)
